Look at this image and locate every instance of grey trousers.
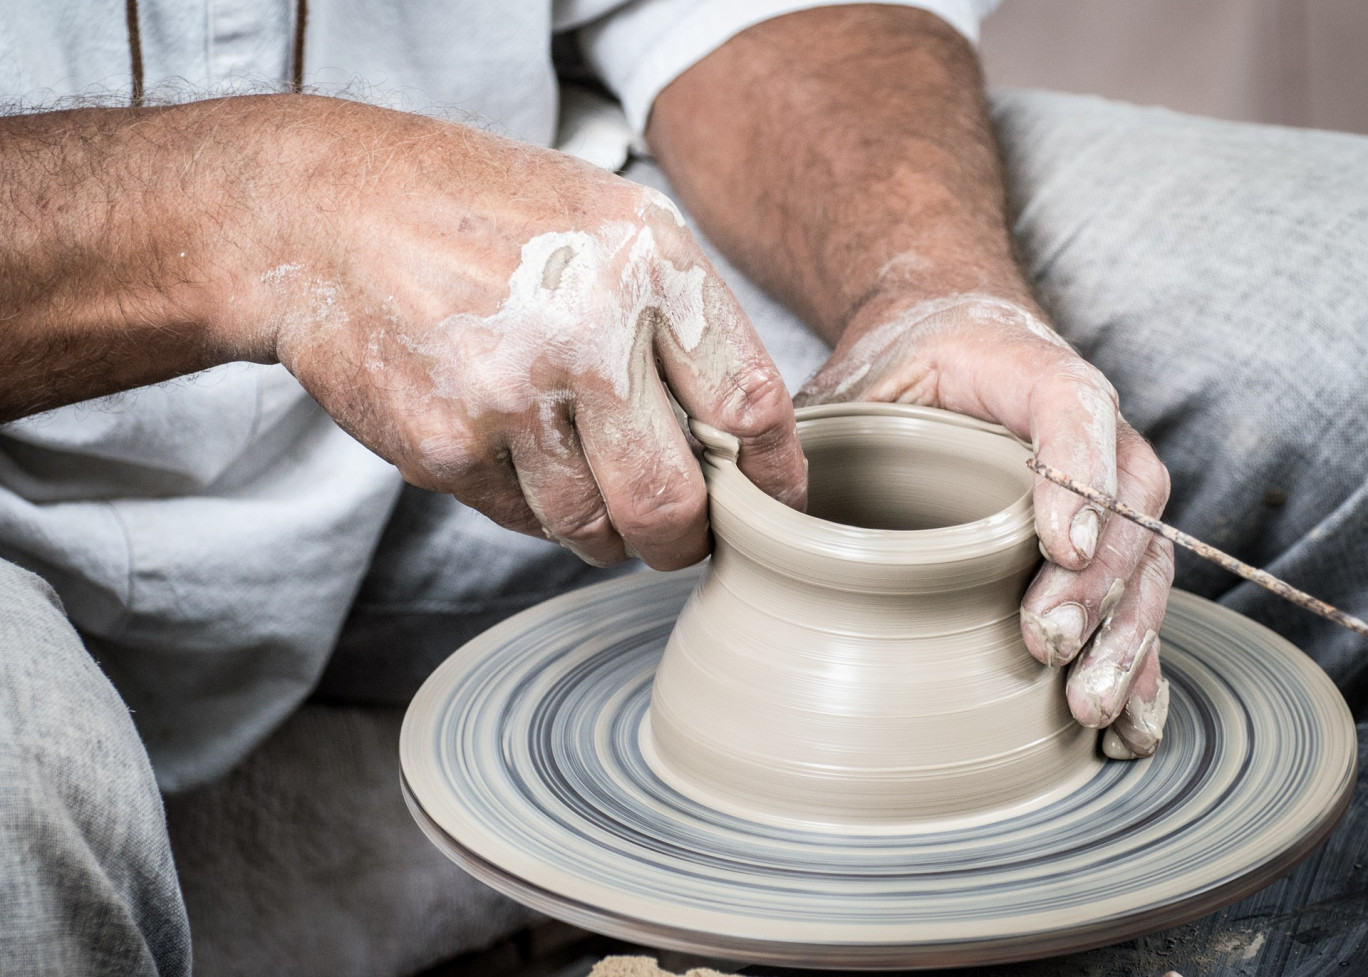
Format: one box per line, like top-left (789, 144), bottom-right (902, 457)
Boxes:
top-left (3, 91), bottom-right (1366, 974)
top-left (0, 561), bottom-right (190, 975)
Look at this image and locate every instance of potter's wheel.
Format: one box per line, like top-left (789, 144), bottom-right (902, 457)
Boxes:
top-left (400, 566), bottom-right (1356, 969)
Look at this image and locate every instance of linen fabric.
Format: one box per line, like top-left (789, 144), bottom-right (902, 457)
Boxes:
top-left (0, 0), bottom-right (986, 792)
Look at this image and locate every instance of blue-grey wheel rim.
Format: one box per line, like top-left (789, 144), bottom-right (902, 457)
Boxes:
top-left (400, 567), bottom-right (1356, 969)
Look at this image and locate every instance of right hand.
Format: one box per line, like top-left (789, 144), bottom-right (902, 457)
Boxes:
top-left (214, 96), bottom-right (807, 569)
top-left (795, 294), bottom-right (1174, 759)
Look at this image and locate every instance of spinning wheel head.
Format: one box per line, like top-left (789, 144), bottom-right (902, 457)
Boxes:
top-left (401, 405), bottom-right (1356, 969)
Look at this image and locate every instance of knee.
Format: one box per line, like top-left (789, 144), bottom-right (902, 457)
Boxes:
top-left (0, 560), bottom-right (188, 976)
top-left (0, 558), bottom-right (67, 629)
top-left (0, 559), bottom-right (163, 859)
top-left (1155, 306), bottom-right (1366, 496)
top-left (1140, 327), bottom-right (1368, 578)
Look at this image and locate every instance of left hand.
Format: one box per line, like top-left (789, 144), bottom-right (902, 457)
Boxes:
top-left (795, 294), bottom-right (1174, 758)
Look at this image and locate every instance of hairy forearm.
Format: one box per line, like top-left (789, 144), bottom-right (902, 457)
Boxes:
top-left (0, 100), bottom-right (292, 420)
top-left (1, 93), bottom-right (810, 566)
top-left (647, 3), bottom-right (1033, 344)
top-left (651, 6), bottom-right (1177, 752)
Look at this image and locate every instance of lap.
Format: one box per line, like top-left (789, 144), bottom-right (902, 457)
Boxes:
top-left (321, 487), bottom-right (641, 704)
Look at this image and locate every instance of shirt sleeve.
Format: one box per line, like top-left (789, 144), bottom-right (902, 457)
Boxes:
top-left (578, 0), bottom-right (1001, 133)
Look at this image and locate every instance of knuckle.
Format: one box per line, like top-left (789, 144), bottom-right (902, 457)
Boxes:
top-left (1086, 543), bottom-right (1133, 585)
top-left (432, 450), bottom-right (537, 533)
top-left (481, 497), bottom-right (543, 537)
top-left (632, 185), bottom-right (686, 228)
top-left (610, 478), bottom-right (706, 541)
top-left (548, 497), bottom-right (615, 545)
top-left (716, 365), bottom-right (794, 445)
top-left (1119, 428), bottom-right (1172, 511)
top-left (1141, 461), bottom-right (1173, 513)
top-left (408, 426), bottom-right (490, 489)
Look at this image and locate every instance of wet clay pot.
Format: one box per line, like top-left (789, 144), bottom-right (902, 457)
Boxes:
top-left (644, 403), bottom-right (1097, 827)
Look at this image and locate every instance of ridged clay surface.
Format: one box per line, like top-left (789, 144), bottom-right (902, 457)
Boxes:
top-left (651, 405), bottom-right (1094, 824)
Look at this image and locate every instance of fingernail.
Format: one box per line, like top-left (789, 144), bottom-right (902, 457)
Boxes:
top-left (1098, 578), bottom-right (1126, 621)
top-left (1041, 602), bottom-right (1087, 666)
top-left (1069, 507), bottom-right (1100, 562)
top-left (1103, 676), bottom-right (1171, 760)
top-left (1101, 728), bottom-right (1136, 760)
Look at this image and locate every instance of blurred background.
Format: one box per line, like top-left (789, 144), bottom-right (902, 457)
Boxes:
top-left (979, 0), bottom-right (1368, 135)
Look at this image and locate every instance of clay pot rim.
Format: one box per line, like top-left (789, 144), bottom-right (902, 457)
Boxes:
top-left (692, 403), bottom-right (1036, 570)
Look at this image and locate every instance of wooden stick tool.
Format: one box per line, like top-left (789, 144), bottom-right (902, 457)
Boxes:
top-left (1027, 458), bottom-right (1368, 640)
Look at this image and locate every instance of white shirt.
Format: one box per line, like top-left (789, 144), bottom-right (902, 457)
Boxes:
top-left (0, 0), bottom-right (996, 790)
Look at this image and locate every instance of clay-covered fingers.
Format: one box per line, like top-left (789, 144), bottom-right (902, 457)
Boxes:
top-left (572, 356), bottom-right (712, 570)
top-left (999, 363), bottom-right (1176, 759)
top-left (1062, 532), bottom-right (1174, 757)
top-left (504, 399), bottom-right (630, 567)
top-left (1027, 368), bottom-right (1119, 572)
top-left (1020, 422), bottom-right (1171, 667)
top-left (501, 187), bottom-right (802, 571)
top-left (420, 435), bottom-right (544, 540)
top-left (1020, 422), bottom-right (1175, 756)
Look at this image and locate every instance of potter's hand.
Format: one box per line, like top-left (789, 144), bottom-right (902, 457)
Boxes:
top-left (261, 100), bottom-right (805, 571)
top-left (795, 295), bottom-right (1174, 758)
top-left (0, 95), bottom-right (804, 570)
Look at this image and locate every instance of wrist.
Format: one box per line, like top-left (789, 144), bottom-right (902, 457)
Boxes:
top-left (0, 105), bottom-right (251, 417)
top-left (837, 273), bottom-right (1050, 353)
top-left (48, 97), bottom-right (308, 367)
top-left (160, 95), bottom-right (330, 365)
